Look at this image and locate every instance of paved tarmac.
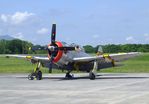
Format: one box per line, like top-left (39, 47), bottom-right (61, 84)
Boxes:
top-left (0, 73), bottom-right (149, 104)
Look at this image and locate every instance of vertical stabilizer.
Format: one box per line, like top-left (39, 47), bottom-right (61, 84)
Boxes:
top-left (96, 45), bottom-right (103, 56)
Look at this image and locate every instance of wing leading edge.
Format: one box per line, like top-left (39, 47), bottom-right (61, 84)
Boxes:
top-left (6, 54), bottom-right (49, 61)
top-left (73, 52), bottom-right (140, 62)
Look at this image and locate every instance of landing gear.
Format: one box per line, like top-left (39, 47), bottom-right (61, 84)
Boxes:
top-left (65, 63), bottom-right (74, 79)
top-left (65, 72), bottom-right (74, 79)
top-left (89, 72), bottom-right (96, 80)
top-left (111, 59), bottom-right (115, 67)
top-left (28, 69), bottom-right (42, 80)
top-left (36, 70), bottom-right (42, 80)
top-left (28, 73), bottom-right (34, 80)
top-left (28, 61), bottom-right (42, 80)
top-left (89, 60), bottom-right (98, 80)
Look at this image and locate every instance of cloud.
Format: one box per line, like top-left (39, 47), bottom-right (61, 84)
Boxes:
top-left (126, 36), bottom-right (135, 41)
top-left (11, 12), bottom-right (34, 24)
top-left (37, 28), bottom-right (49, 35)
top-left (0, 11), bottom-right (34, 25)
top-left (144, 33), bottom-right (149, 41)
top-left (144, 33), bottom-right (149, 37)
top-left (12, 32), bottom-right (24, 40)
top-left (92, 34), bottom-right (99, 38)
top-left (0, 14), bottom-right (8, 22)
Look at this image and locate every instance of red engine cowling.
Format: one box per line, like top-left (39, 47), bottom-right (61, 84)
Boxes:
top-left (47, 41), bottom-right (63, 63)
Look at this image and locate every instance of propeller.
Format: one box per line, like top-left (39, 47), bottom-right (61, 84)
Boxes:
top-left (48, 53), bottom-right (54, 73)
top-left (48, 24), bottom-right (56, 73)
top-left (47, 24), bottom-right (76, 73)
top-left (51, 24), bottom-right (56, 45)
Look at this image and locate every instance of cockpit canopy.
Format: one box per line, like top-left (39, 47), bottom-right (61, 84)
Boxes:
top-left (61, 42), bottom-right (85, 52)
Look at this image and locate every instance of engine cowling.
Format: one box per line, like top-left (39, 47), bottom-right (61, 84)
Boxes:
top-left (48, 41), bottom-right (63, 63)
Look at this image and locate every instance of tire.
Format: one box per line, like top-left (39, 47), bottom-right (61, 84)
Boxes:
top-left (36, 71), bottom-right (42, 80)
top-left (89, 72), bottom-right (95, 80)
top-left (28, 74), bottom-right (34, 80)
top-left (65, 73), bottom-right (73, 79)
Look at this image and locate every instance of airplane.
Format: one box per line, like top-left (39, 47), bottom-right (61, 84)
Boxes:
top-left (6, 24), bottom-right (139, 80)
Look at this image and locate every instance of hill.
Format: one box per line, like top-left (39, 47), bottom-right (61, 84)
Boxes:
top-left (0, 35), bottom-right (15, 40)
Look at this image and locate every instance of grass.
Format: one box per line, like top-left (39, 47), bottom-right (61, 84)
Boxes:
top-left (0, 55), bottom-right (66, 73)
top-left (0, 53), bottom-right (149, 73)
top-left (100, 53), bottom-right (149, 73)
top-left (0, 57), bottom-right (35, 73)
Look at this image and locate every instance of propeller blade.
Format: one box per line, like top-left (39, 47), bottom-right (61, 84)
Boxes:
top-left (48, 54), bottom-right (54, 73)
top-left (58, 47), bottom-right (75, 51)
top-left (51, 24), bottom-right (56, 45)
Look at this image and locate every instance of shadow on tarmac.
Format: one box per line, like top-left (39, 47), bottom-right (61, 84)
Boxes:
top-left (15, 74), bottom-right (149, 81)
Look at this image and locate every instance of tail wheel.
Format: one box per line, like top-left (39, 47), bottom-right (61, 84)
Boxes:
top-left (65, 73), bottom-right (74, 79)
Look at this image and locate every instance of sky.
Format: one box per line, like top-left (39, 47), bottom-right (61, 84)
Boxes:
top-left (0, 0), bottom-right (149, 46)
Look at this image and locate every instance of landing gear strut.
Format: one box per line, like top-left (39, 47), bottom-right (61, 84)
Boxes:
top-left (89, 60), bottom-right (98, 80)
top-left (28, 61), bottom-right (42, 80)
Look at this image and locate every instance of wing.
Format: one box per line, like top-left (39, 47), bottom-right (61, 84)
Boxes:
top-left (5, 54), bottom-right (61, 69)
top-left (73, 52), bottom-right (140, 62)
top-left (6, 54), bottom-right (49, 61)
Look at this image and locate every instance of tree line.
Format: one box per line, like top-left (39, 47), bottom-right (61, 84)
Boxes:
top-left (0, 39), bottom-right (149, 54)
top-left (83, 44), bottom-right (149, 53)
top-left (0, 39), bottom-right (33, 54)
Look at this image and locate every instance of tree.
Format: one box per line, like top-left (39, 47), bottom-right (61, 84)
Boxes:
top-left (103, 44), bottom-right (121, 53)
top-left (0, 39), bottom-right (149, 54)
top-left (0, 40), bottom-right (5, 54)
top-left (83, 45), bottom-right (95, 53)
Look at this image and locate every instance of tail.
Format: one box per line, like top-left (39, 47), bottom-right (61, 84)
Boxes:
top-left (96, 45), bottom-right (103, 56)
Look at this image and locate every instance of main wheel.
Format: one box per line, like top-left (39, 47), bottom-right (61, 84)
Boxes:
top-left (36, 71), bottom-right (42, 80)
top-left (65, 73), bottom-right (73, 79)
top-left (89, 72), bottom-right (96, 80)
top-left (28, 74), bottom-right (34, 80)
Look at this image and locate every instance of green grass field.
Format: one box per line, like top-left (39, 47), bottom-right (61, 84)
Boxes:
top-left (101, 53), bottom-right (149, 73)
top-left (0, 57), bottom-right (35, 73)
top-left (0, 53), bottom-right (149, 73)
top-left (0, 55), bottom-right (64, 73)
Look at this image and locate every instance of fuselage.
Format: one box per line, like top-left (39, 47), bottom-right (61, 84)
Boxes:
top-left (55, 42), bottom-right (92, 71)
top-left (54, 42), bottom-right (112, 72)
top-left (43, 42), bottom-right (113, 72)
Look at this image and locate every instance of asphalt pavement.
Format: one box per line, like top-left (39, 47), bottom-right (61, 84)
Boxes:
top-left (0, 73), bottom-right (149, 104)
